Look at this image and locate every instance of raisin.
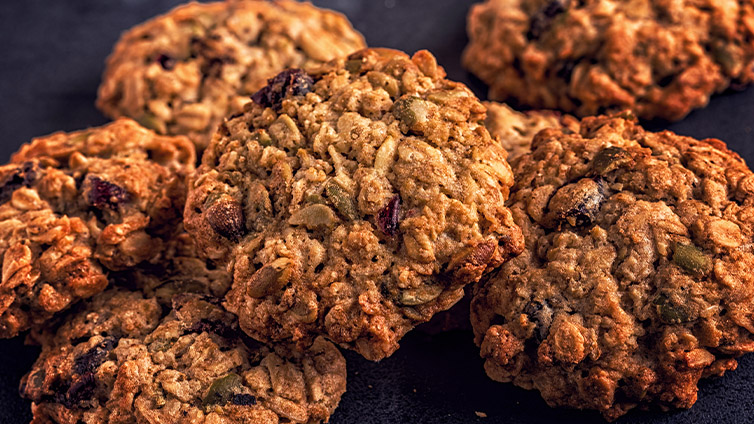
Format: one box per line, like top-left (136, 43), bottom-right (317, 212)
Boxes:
top-left (231, 393), bottom-right (257, 406)
top-left (547, 177), bottom-right (606, 228)
top-left (528, 0), bottom-right (570, 40)
top-left (251, 69), bottom-right (314, 110)
top-left (524, 300), bottom-right (553, 342)
top-left (377, 195), bottom-right (401, 236)
top-left (156, 54), bottom-right (175, 70)
top-left (206, 198), bottom-right (245, 241)
top-left (87, 176), bottom-right (129, 209)
top-left (73, 337), bottom-right (117, 376)
top-left (0, 162), bottom-right (37, 204)
top-left (60, 372), bottom-right (97, 408)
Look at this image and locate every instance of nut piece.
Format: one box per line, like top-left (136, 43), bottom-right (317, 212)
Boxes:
top-left (246, 258), bottom-right (293, 299)
top-left (206, 198), bottom-right (245, 241)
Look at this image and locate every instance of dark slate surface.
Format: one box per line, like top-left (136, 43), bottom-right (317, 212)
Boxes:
top-left (1, 1), bottom-right (753, 423)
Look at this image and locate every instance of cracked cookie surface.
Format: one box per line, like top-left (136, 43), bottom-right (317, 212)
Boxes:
top-left (97, 0), bottom-right (366, 152)
top-left (484, 101), bottom-right (577, 161)
top-left (185, 48), bottom-right (524, 360)
top-left (464, 0), bottom-right (754, 121)
top-left (0, 119), bottom-right (194, 338)
top-left (21, 290), bottom-right (346, 424)
top-left (472, 114), bottom-right (754, 420)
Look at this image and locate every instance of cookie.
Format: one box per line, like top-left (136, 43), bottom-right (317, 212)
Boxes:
top-left (185, 48), bottom-right (524, 361)
top-left (471, 114), bottom-right (754, 419)
top-left (464, 0), bottom-right (754, 121)
top-left (97, 0), bottom-right (366, 152)
top-left (484, 101), bottom-right (577, 160)
top-left (21, 291), bottom-right (347, 424)
top-left (0, 119), bottom-right (194, 338)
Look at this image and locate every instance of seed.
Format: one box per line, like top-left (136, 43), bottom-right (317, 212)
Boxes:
top-left (392, 96), bottom-right (429, 128)
top-left (672, 242), bottom-right (711, 275)
top-left (399, 284), bottom-right (443, 306)
top-left (203, 373), bottom-right (243, 406)
top-left (653, 294), bottom-right (693, 324)
top-left (289, 204), bottom-right (338, 229)
top-left (246, 258), bottom-right (293, 298)
top-left (325, 181), bottom-right (358, 221)
top-left (591, 146), bottom-right (631, 175)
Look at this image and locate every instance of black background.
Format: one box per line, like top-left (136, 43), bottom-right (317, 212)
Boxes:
top-left (1, 1), bottom-right (754, 423)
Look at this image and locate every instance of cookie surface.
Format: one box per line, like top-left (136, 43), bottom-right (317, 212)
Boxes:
top-left (21, 291), bottom-right (346, 424)
top-left (97, 0), bottom-right (366, 152)
top-left (472, 114), bottom-right (754, 419)
top-left (186, 48), bottom-right (524, 360)
top-left (464, 0), bottom-right (754, 121)
top-left (484, 101), bottom-right (576, 160)
top-left (0, 119), bottom-right (194, 338)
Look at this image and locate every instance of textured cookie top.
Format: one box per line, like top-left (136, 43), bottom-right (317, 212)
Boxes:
top-left (472, 114), bottom-right (754, 420)
top-left (97, 0), bottom-right (366, 151)
top-left (0, 119), bottom-right (194, 338)
top-left (186, 48), bottom-right (523, 360)
top-left (484, 101), bottom-right (577, 160)
top-left (22, 292), bottom-right (347, 424)
top-left (464, 0), bottom-right (754, 120)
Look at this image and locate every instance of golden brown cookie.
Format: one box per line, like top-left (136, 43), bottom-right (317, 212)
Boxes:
top-left (472, 113), bottom-right (754, 420)
top-left (464, 0), bottom-right (754, 120)
top-left (21, 291), bottom-right (346, 424)
top-left (97, 0), bottom-right (366, 152)
top-left (185, 48), bottom-right (524, 361)
top-left (0, 119), bottom-right (194, 338)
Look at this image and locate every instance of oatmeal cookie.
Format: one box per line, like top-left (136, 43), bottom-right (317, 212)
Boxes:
top-left (484, 101), bottom-right (577, 160)
top-left (97, 0), bottom-right (366, 152)
top-left (472, 113), bottom-right (754, 420)
top-left (110, 227), bottom-right (232, 305)
top-left (21, 291), bottom-right (347, 424)
top-left (0, 119), bottom-right (194, 338)
top-left (185, 48), bottom-right (524, 360)
top-left (464, 0), bottom-right (754, 121)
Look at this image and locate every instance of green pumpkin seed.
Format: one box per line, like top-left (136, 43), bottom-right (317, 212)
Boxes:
top-left (672, 242), bottom-right (710, 275)
top-left (325, 181), bottom-right (358, 220)
top-left (203, 373), bottom-right (243, 406)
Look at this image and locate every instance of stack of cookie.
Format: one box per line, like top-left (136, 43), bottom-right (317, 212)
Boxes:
top-left (3, 0), bottom-right (754, 422)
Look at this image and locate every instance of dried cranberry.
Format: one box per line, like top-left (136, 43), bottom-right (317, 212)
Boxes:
top-left (251, 69), bottom-right (314, 110)
top-left (87, 176), bottom-right (128, 209)
top-left (528, 0), bottom-right (570, 40)
top-left (73, 337), bottom-right (117, 375)
top-left (231, 393), bottom-right (257, 406)
top-left (59, 372), bottom-right (97, 408)
top-left (0, 162), bottom-right (37, 204)
top-left (156, 54), bottom-right (176, 70)
top-left (377, 195), bottom-right (401, 236)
